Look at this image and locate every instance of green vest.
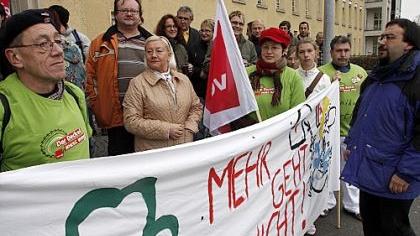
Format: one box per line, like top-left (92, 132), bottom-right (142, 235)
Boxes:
top-left (247, 66), bottom-right (305, 120)
top-left (0, 73), bottom-right (92, 172)
top-left (318, 63), bottom-right (368, 136)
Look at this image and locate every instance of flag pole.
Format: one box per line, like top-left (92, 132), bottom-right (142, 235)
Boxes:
top-left (256, 109), bottom-right (262, 122)
top-left (337, 189), bottom-right (341, 228)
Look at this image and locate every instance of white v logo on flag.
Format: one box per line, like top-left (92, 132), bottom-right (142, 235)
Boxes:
top-left (211, 73), bottom-right (227, 96)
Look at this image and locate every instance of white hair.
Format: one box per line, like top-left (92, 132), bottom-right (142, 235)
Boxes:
top-left (144, 35), bottom-right (177, 70)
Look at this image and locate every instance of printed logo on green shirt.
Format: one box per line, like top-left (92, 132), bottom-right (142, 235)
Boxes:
top-left (41, 128), bottom-right (86, 159)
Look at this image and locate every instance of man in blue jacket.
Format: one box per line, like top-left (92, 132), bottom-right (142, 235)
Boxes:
top-left (341, 18), bottom-right (420, 236)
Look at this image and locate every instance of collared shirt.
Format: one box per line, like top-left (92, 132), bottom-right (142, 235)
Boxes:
top-left (183, 30), bottom-right (190, 43)
top-left (154, 70), bottom-right (177, 104)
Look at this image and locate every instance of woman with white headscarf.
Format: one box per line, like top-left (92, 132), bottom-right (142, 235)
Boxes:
top-left (123, 36), bottom-right (202, 151)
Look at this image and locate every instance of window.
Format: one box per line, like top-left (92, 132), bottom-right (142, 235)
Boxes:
top-left (305, 0), bottom-right (311, 18)
top-left (292, 0), bottom-right (299, 15)
top-left (359, 8), bottom-right (363, 30)
top-left (342, 6), bottom-right (346, 26)
top-left (232, 0), bottom-right (246, 4)
top-left (348, 5), bottom-right (352, 28)
top-left (372, 37), bottom-right (378, 55)
top-left (335, 0), bottom-right (340, 25)
top-left (256, 0), bottom-right (267, 8)
top-left (276, 0), bottom-right (285, 12)
top-left (353, 38), bottom-right (356, 53)
top-left (317, 0), bottom-right (323, 20)
top-left (354, 6), bottom-right (358, 29)
top-left (374, 11), bottom-right (382, 30)
top-left (10, 0), bottom-right (39, 13)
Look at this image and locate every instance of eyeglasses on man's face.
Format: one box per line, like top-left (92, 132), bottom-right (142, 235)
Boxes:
top-left (9, 38), bottom-right (65, 53)
top-left (116, 9), bottom-right (140, 15)
top-left (378, 34), bottom-right (399, 42)
top-left (177, 16), bottom-right (191, 21)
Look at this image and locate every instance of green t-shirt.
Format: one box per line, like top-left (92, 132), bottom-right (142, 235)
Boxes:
top-left (247, 66), bottom-right (305, 121)
top-left (318, 63), bottom-right (368, 136)
top-left (0, 73), bottom-right (92, 172)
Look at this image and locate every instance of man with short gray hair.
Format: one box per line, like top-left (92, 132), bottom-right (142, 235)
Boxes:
top-left (176, 6), bottom-right (200, 61)
top-left (249, 19), bottom-right (265, 57)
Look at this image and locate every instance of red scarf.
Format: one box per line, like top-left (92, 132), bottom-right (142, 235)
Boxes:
top-left (250, 58), bottom-right (286, 106)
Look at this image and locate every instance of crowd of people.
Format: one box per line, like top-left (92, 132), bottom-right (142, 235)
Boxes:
top-left (0, 0), bottom-right (419, 235)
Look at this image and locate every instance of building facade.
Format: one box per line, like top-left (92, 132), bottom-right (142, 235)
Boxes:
top-left (364, 0), bottom-right (401, 55)
top-left (9, 0), bottom-right (365, 55)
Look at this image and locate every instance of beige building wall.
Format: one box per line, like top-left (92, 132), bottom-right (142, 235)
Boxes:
top-left (35, 0), bottom-right (364, 55)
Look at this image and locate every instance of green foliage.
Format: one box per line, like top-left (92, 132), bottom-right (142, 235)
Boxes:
top-left (350, 55), bottom-right (378, 71)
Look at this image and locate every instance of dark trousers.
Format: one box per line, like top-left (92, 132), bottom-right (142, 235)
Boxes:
top-left (360, 190), bottom-right (416, 236)
top-left (107, 126), bottom-right (134, 156)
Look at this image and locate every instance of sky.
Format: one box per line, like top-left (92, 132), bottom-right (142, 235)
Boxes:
top-left (400, 0), bottom-right (419, 20)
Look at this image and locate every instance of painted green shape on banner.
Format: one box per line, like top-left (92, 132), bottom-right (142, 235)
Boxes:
top-left (65, 177), bottom-right (179, 236)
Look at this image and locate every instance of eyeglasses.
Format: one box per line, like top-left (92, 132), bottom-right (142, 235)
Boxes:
top-left (378, 34), bottom-right (398, 42)
top-left (9, 39), bottom-right (65, 52)
top-left (177, 16), bottom-right (190, 21)
top-left (116, 9), bottom-right (140, 15)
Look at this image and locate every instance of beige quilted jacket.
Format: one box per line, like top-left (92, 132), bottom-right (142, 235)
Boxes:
top-left (123, 68), bottom-right (203, 151)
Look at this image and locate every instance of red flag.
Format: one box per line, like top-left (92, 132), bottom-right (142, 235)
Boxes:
top-left (205, 22), bottom-right (240, 113)
top-left (1, 0), bottom-right (11, 16)
top-left (203, 0), bottom-right (258, 135)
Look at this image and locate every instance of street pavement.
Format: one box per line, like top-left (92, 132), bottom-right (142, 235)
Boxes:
top-left (316, 195), bottom-right (420, 236)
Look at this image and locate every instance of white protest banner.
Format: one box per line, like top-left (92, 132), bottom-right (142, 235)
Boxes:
top-left (0, 82), bottom-right (340, 236)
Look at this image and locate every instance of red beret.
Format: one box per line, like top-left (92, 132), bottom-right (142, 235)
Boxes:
top-left (259, 27), bottom-right (291, 49)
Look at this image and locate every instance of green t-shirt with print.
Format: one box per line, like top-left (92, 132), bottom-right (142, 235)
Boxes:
top-left (318, 63), bottom-right (368, 136)
top-left (0, 73), bottom-right (92, 172)
top-left (246, 66), bottom-right (305, 121)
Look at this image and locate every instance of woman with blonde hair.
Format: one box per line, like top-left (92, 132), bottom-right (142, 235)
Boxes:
top-left (123, 36), bottom-right (202, 151)
top-left (296, 39), bottom-right (331, 98)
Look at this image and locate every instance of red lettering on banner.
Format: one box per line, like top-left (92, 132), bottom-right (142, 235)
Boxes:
top-left (245, 150), bottom-right (258, 197)
top-left (258, 141), bottom-right (272, 185)
top-left (232, 152), bottom-right (249, 208)
top-left (271, 168), bottom-right (285, 208)
top-left (257, 142), bottom-right (310, 235)
top-left (207, 140), bottom-right (311, 234)
top-left (208, 142), bottom-right (272, 224)
top-left (208, 158), bottom-right (233, 224)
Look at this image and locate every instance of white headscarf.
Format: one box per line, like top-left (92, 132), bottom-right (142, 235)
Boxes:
top-left (144, 35), bottom-right (177, 70)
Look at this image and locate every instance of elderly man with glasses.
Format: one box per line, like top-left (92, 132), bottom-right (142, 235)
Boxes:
top-left (0, 9), bottom-right (92, 172)
top-left (86, 0), bottom-right (152, 156)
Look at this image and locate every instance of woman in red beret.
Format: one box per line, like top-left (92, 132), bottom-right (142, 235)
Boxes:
top-left (247, 27), bottom-right (305, 121)
top-left (231, 27), bottom-right (305, 129)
